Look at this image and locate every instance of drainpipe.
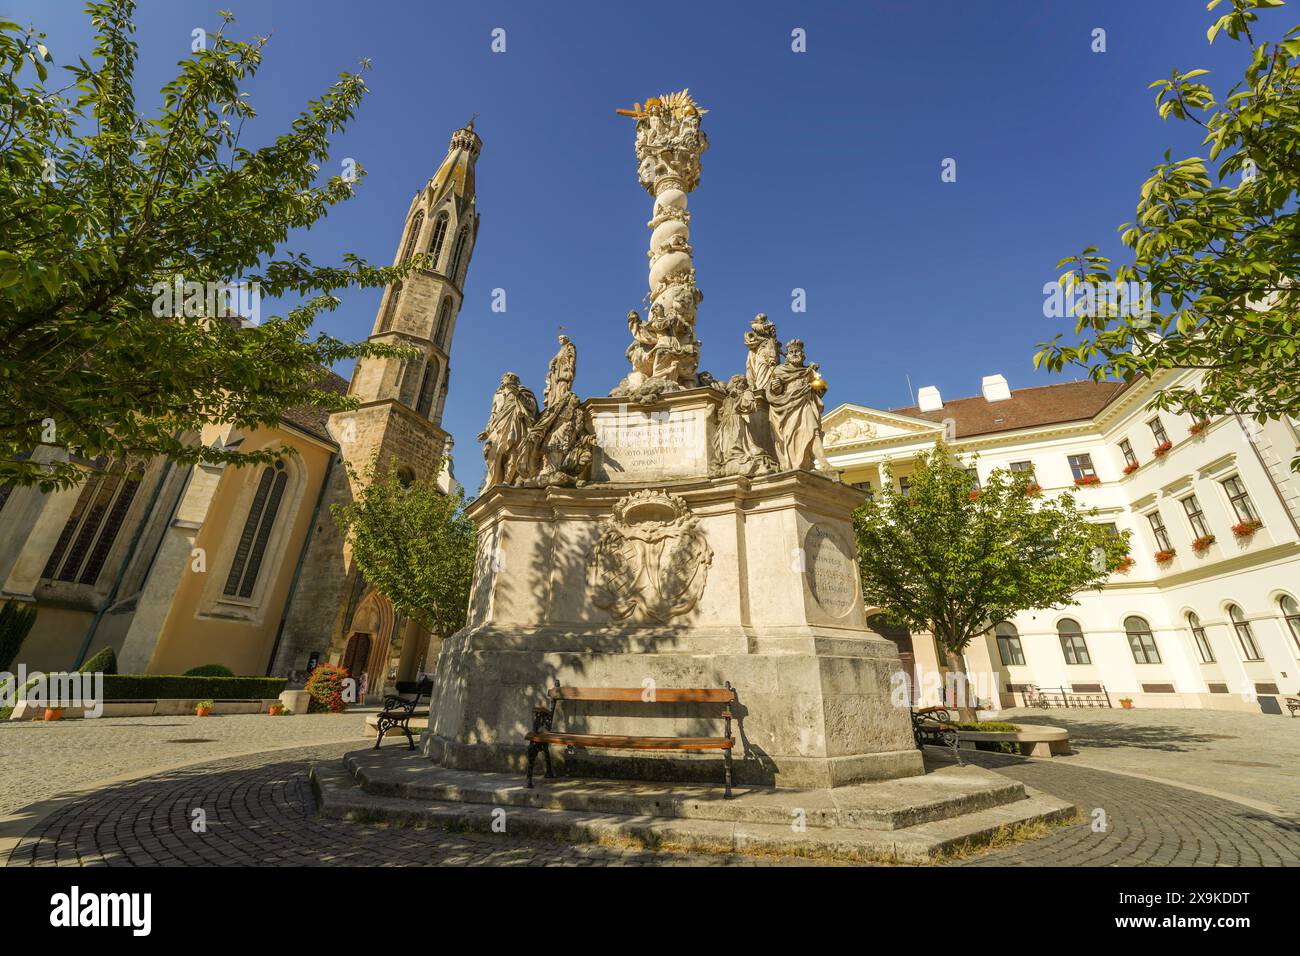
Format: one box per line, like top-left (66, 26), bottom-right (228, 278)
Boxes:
top-left (265, 451), bottom-right (337, 677)
top-left (73, 455), bottom-right (177, 669)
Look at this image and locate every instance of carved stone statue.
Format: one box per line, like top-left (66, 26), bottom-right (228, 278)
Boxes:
top-left (477, 372), bottom-right (539, 489)
top-left (766, 339), bottom-right (836, 477)
top-left (518, 390), bottom-right (595, 488)
top-left (743, 313), bottom-right (781, 395)
top-left (587, 489), bottom-right (713, 624)
top-left (710, 375), bottom-right (776, 478)
top-left (544, 334), bottom-right (576, 408)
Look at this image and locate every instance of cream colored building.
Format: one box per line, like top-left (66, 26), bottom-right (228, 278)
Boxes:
top-left (824, 371), bottom-right (1300, 713)
top-left (0, 123), bottom-right (483, 699)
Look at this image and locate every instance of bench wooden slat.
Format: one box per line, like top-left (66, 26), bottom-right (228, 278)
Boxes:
top-left (547, 687), bottom-right (733, 703)
top-left (527, 731), bottom-right (734, 751)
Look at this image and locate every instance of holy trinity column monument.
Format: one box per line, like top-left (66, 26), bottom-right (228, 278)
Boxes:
top-left (424, 91), bottom-right (921, 790)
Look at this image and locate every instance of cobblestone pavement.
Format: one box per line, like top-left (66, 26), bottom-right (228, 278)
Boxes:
top-left (999, 707), bottom-right (1300, 815)
top-left (5, 740), bottom-right (1299, 867)
top-left (0, 711), bottom-right (374, 816)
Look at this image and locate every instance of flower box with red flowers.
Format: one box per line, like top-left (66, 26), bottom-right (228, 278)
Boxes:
top-left (968, 490), bottom-right (981, 500)
top-left (1152, 440), bottom-right (1173, 457)
top-left (1231, 519), bottom-right (1263, 539)
top-left (1073, 475), bottom-right (1101, 487)
top-left (1122, 461), bottom-right (1140, 475)
top-left (1190, 534), bottom-right (1216, 554)
top-left (1188, 420), bottom-right (1211, 436)
top-left (1154, 548), bottom-right (1176, 565)
top-left (1115, 556), bottom-right (1135, 574)
top-left (1024, 483), bottom-right (1042, 497)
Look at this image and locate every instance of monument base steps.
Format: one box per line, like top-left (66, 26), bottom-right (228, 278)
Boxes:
top-left (311, 749), bottom-right (1076, 864)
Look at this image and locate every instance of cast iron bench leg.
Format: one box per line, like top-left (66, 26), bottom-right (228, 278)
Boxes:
top-left (526, 741), bottom-right (540, 788)
top-left (723, 749), bottom-right (733, 799)
top-left (404, 720), bottom-right (416, 750)
top-left (542, 743), bottom-right (554, 779)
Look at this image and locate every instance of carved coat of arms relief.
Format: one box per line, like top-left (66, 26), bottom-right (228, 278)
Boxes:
top-left (586, 489), bottom-right (713, 624)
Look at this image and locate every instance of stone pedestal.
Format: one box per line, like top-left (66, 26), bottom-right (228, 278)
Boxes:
top-left (424, 468), bottom-right (923, 789)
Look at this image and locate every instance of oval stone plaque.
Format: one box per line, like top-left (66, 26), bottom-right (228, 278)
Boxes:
top-left (804, 524), bottom-right (857, 618)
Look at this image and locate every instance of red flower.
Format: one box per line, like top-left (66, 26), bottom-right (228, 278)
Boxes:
top-left (1154, 548), bottom-right (1176, 565)
top-left (1188, 420), bottom-right (1210, 436)
top-left (1231, 519), bottom-right (1263, 539)
top-left (1152, 440), bottom-right (1173, 457)
top-left (1122, 461), bottom-right (1140, 475)
top-left (1115, 556), bottom-right (1135, 574)
top-left (1024, 482), bottom-right (1042, 497)
top-left (1191, 534), bottom-right (1216, 554)
top-left (1073, 474), bottom-right (1101, 486)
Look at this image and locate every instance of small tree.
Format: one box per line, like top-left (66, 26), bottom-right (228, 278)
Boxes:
top-left (1036, 0), bottom-right (1300, 466)
top-left (0, 600), bottom-right (38, 672)
top-left (0, 1), bottom-right (418, 490)
top-left (853, 443), bottom-right (1129, 715)
top-left (332, 460), bottom-right (476, 649)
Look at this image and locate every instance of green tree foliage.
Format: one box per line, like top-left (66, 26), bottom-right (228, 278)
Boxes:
top-left (332, 460), bottom-right (476, 643)
top-left (1036, 0), bottom-right (1300, 463)
top-left (853, 443), bottom-right (1129, 682)
top-left (0, 599), bottom-right (38, 672)
top-left (0, 1), bottom-right (420, 490)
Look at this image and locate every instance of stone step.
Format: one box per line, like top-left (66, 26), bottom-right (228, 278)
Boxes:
top-left (311, 759), bottom-right (1075, 864)
top-left (342, 749), bottom-right (1029, 831)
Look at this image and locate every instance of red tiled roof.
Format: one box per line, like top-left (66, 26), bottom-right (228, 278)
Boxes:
top-left (281, 369), bottom-right (349, 443)
top-left (890, 380), bottom-right (1127, 439)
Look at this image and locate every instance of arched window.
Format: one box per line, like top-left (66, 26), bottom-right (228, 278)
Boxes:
top-left (401, 211), bottom-right (425, 264)
top-left (378, 282), bottom-right (402, 332)
top-left (1124, 616), bottom-right (1161, 664)
top-left (1227, 604), bottom-right (1262, 660)
top-left (1056, 618), bottom-right (1091, 665)
top-left (1281, 596), bottom-right (1300, 652)
top-left (1187, 611), bottom-right (1215, 663)
top-left (433, 298), bottom-right (453, 347)
top-left (428, 211), bottom-right (449, 266)
top-left (448, 226), bottom-right (470, 284)
top-left (224, 460), bottom-right (288, 600)
top-left (994, 622), bottom-right (1025, 666)
top-left (42, 464), bottom-right (142, 586)
top-left (415, 359), bottom-right (438, 418)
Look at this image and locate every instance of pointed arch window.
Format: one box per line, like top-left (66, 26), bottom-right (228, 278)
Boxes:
top-left (448, 226), bottom-right (470, 285)
top-left (428, 211), bottom-right (449, 266)
top-left (415, 359), bottom-right (439, 418)
top-left (401, 211), bottom-right (425, 264)
top-left (42, 462), bottom-right (142, 586)
top-left (379, 282), bottom-right (402, 333)
top-left (224, 460), bottom-right (289, 600)
top-left (433, 298), bottom-right (453, 348)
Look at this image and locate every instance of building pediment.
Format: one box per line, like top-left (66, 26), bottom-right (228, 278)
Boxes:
top-left (821, 404), bottom-right (943, 447)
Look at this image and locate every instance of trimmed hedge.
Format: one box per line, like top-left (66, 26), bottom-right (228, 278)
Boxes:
top-left (101, 675), bottom-right (287, 701)
top-left (182, 663), bottom-right (235, 677)
top-left (79, 646), bottom-right (118, 674)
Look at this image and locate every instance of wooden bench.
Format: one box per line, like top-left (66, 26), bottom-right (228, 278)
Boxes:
top-left (526, 681), bottom-right (737, 798)
top-left (373, 677), bottom-right (433, 750)
top-left (910, 705), bottom-right (963, 765)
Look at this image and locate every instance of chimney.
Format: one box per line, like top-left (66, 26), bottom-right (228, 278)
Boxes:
top-left (917, 386), bottom-right (943, 412)
top-left (981, 374), bottom-right (1011, 403)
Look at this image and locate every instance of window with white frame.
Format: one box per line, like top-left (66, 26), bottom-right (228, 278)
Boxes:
top-left (1227, 604), bottom-right (1263, 661)
top-left (1057, 618), bottom-right (1091, 665)
top-left (1221, 475), bottom-right (1260, 525)
top-left (994, 622), bottom-right (1025, 666)
top-left (1119, 438), bottom-right (1138, 468)
top-left (1124, 616), bottom-right (1162, 664)
top-left (1180, 494), bottom-right (1210, 539)
top-left (1067, 453), bottom-right (1096, 481)
top-left (1187, 612), bottom-right (1215, 663)
top-left (1146, 510), bottom-right (1172, 552)
top-left (1280, 596), bottom-right (1300, 652)
top-left (1009, 460), bottom-right (1034, 475)
top-left (1148, 416), bottom-right (1169, 446)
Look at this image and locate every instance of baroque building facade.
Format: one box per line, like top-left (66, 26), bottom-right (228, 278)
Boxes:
top-left (0, 122), bottom-right (481, 700)
top-left (824, 370), bottom-right (1300, 714)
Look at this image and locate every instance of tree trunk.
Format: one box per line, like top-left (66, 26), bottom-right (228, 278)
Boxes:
top-left (945, 648), bottom-right (977, 723)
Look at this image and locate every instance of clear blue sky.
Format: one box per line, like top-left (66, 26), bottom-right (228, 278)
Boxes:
top-left (17, 0), bottom-right (1264, 488)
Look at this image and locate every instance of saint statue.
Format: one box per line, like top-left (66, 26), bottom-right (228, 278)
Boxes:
top-left (544, 334), bottom-right (577, 408)
top-left (710, 375), bottom-right (776, 478)
top-left (743, 313), bottom-right (780, 395)
top-left (766, 339), bottom-right (836, 476)
top-left (519, 391), bottom-right (595, 488)
top-left (478, 372), bottom-right (539, 489)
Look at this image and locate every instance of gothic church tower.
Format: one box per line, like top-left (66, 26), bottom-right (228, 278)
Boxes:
top-left (270, 122), bottom-right (482, 689)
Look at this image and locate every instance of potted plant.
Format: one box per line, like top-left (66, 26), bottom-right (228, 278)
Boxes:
top-left (1188, 419), bottom-right (1211, 436)
top-left (1154, 548), bottom-right (1176, 565)
top-left (1024, 482), bottom-right (1043, 497)
top-left (1191, 533), bottom-right (1216, 554)
top-left (1119, 697), bottom-right (1134, 709)
top-left (1152, 440), bottom-right (1173, 457)
top-left (1122, 461), bottom-right (1140, 475)
top-left (1115, 556), bottom-right (1136, 574)
top-left (195, 699), bottom-right (214, 717)
top-left (1073, 474), bottom-right (1101, 486)
top-left (268, 702), bottom-right (284, 716)
top-left (1232, 519), bottom-right (1263, 539)
top-left (43, 706), bottom-right (65, 721)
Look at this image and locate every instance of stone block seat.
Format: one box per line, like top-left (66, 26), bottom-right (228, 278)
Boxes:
top-left (957, 725), bottom-right (1071, 757)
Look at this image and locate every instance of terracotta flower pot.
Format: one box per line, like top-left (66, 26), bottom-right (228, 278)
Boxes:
top-left (43, 707), bottom-right (64, 721)
top-left (268, 704), bottom-right (284, 716)
top-left (195, 706), bottom-right (212, 717)
top-left (1120, 700), bottom-right (1133, 709)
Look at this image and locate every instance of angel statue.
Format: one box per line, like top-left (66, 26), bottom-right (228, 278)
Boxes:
top-left (478, 372), bottom-right (539, 489)
top-left (766, 339), bottom-right (837, 477)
